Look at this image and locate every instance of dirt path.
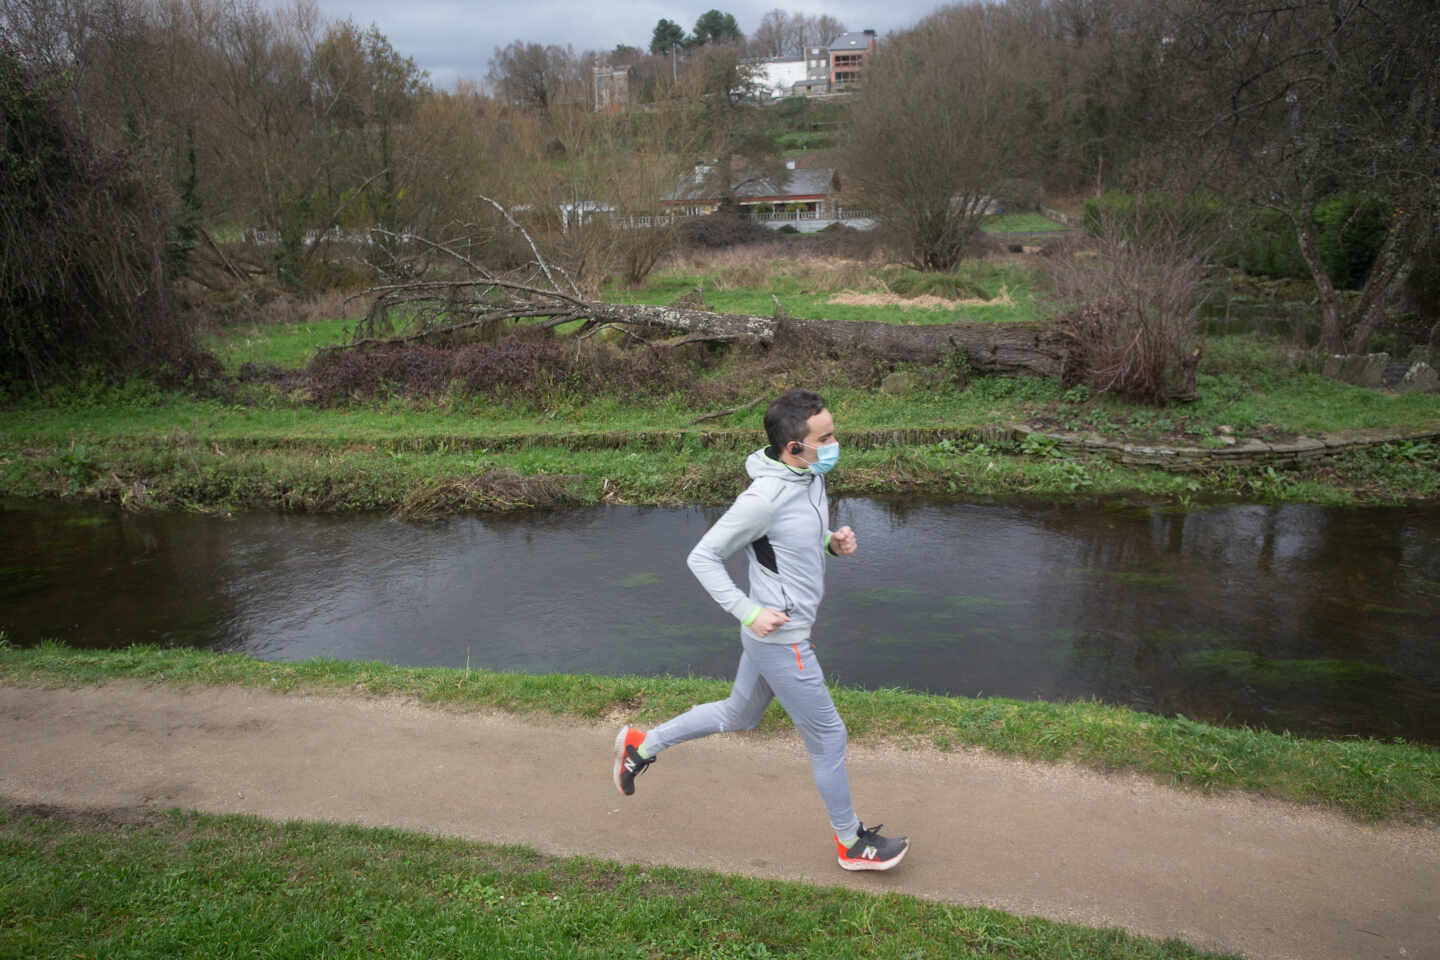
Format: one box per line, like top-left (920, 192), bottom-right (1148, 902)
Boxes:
top-left (2, 683), bottom-right (1436, 960)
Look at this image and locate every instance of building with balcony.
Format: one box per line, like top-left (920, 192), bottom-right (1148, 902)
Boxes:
top-left (829, 29), bottom-right (877, 88)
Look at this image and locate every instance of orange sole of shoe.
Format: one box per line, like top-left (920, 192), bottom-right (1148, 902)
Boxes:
top-left (838, 842), bottom-right (910, 871)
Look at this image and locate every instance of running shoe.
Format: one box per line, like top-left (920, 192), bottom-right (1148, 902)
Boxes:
top-left (835, 822), bottom-right (909, 871)
top-left (612, 725), bottom-right (654, 797)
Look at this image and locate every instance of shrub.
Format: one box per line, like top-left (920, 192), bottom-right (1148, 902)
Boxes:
top-left (1220, 193), bottom-right (1389, 290)
top-left (1084, 191), bottom-right (1224, 246)
top-left (1050, 205), bottom-right (1208, 405)
top-left (883, 268), bottom-right (989, 301)
top-left (0, 46), bottom-right (212, 389)
top-left (303, 332), bottom-right (695, 406)
top-left (1226, 207), bottom-right (1307, 280)
top-left (677, 212), bottom-right (774, 249)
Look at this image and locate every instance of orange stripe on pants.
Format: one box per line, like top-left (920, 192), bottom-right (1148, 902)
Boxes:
top-left (792, 643), bottom-right (804, 671)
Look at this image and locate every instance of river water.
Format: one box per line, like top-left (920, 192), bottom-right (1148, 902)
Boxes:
top-left (3, 498), bottom-right (1437, 744)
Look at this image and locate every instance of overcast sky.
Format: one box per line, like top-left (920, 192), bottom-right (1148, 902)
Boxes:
top-left (293, 1), bottom-right (940, 90)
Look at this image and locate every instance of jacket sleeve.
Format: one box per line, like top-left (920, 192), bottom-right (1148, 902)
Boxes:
top-left (687, 484), bottom-right (775, 624)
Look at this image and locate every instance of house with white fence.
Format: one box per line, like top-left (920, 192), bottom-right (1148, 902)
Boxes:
top-left (664, 161), bottom-right (873, 231)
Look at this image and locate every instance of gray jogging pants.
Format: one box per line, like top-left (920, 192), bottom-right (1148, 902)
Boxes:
top-left (641, 631), bottom-right (859, 840)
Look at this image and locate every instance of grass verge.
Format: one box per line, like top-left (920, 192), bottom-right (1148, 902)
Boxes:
top-left (2, 643), bottom-right (1435, 824)
top-left (0, 800), bottom-right (1240, 960)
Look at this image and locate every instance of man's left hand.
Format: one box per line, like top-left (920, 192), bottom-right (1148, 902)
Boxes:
top-left (830, 525), bottom-right (858, 555)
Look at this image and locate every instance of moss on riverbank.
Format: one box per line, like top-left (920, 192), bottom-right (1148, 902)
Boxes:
top-left (3, 643), bottom-right (1435, 823)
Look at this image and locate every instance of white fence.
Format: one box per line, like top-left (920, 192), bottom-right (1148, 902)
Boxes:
top-left (741, 207), bottom-right (873, 223)
top-left (242, 226), bottom-right (407, 246)
top-left (240, 207), bottom-right (881, 244)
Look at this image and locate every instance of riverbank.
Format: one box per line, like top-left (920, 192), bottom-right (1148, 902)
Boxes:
top-left (3, 643), bottom-right (1435, 823)
top-left (4, 248), bottom-right (1439, 512)
top-left (2, 354), bottom-right (1437, 514)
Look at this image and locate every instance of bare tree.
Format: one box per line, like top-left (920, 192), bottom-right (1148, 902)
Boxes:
top-left (749, 10), bottom-right (847, 57)
top-left (806, 14), bottom-right (847, 49)
top-left (1168, 0), bottom-right (1440, 353)
top-left (750, 9), bottom-right (806, 57)
top-left (486, 40), bottom-right (577, 111)
top-left (845, 4), bottom-right (1036, 270)
top-left (749, 9), bottom-right (790, 57)
top-left (673, 44), bottom-right (786, 209)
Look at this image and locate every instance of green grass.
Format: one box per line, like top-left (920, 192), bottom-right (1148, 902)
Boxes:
top-left (981, 213), bottom-right (1069, 233)
top-left (3, 643), bottom-right (1436, 823)
top-left (773, 129), bottom-right (835, 153)
top-left (0, 801), bottom-right (1239, 960)
top-left (202, 313), bottom-right (353, 371)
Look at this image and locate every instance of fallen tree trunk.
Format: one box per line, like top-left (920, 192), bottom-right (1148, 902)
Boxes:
top-left (581, 301), bottom-right (1072, 377)
top-left (342, 291), bottom-right (1075, 379)
top-left (347, 213), bottom-right (1076, 379)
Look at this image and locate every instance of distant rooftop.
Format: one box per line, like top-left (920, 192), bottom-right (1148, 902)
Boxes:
top-left (665, 167), bottom-right (837, 203)
top-left (829, 30), bottom-right (877, 51)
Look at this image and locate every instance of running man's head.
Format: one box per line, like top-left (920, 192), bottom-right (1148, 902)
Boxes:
top-left (765, 389), bottom-right (836, 469)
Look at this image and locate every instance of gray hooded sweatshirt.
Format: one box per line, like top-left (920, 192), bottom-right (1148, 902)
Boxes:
top-left (687, 446), bottom-right (835, 645)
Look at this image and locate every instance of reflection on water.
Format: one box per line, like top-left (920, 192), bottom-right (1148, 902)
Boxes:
top-left (3, 497), bottom-right (1437, 744)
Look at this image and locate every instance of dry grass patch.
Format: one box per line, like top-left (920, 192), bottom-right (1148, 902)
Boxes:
top-left (397, 469), bottom-right (583, 518)
top-left (660, 246), bottom-right (891, 293)
top-left (829, 286), bottom-right (1016, 311)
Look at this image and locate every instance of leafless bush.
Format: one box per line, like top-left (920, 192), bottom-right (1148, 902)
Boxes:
top-left (676, 213), bottom-right (775, 250)
top-left (1048, 206), bottom-right (1211, 404)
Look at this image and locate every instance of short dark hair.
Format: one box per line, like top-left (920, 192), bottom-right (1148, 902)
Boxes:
top-left (764, 388), bottom-right (826, 449)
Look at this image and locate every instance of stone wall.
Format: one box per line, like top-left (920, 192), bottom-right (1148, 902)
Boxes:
top-left (1313, 352), bottom-right (1439, 393)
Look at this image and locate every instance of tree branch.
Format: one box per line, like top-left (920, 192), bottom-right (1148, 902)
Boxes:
top-left (690, 395), bottom-right (764, 424)
top-left (477, 194), bottom-right (582, 299)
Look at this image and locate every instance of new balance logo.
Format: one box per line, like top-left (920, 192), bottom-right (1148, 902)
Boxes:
top-left (624, 758), bottom-right (636, 772)
top-left (861, 846), bottom-right (878, 860)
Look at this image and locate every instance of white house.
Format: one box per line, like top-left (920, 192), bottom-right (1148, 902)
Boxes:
top-left (748, 57), bottom-right (808, 100)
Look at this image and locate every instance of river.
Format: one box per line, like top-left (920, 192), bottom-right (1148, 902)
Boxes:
top-left (3, 497), bottom-right (1436, 743)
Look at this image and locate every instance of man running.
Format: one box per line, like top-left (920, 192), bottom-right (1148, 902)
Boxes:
top-left (612, 388), bottom-right (909, 872)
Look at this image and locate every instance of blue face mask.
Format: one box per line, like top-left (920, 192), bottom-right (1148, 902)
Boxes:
top-left (799, 441), bottom-right (840, 475)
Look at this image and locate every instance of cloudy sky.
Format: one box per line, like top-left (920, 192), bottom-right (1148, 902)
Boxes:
top-left (295, 1), bottom-right (940, 90)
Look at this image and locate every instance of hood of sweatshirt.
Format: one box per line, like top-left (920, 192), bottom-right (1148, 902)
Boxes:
top-left (745, 446), bottom-right (812, 484)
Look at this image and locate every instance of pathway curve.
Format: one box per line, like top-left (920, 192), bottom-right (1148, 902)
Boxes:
top-left (2, 683), bottom-right (1436, 960)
